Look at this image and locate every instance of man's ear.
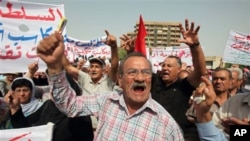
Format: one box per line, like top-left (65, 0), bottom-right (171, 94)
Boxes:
top-left (117, 74), bottom-right (122, 87)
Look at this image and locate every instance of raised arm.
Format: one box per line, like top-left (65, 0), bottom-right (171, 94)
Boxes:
top-left (24, 61), bottom-right (39, 78)
top-left (36, 31), bottom-right (96, 117)
top-left (193, 76), bottom-right (216, 123)
top-left (119, 34), bottom-right (135, 55)
top-left (37, 31), bottom-right (64, 75)
top-left (193, 76), bottom-right (227, 141)
top-left (103, 30), bottom-right (119, 82)
top-left (76, 57), bottom-right (87, 70)
top-left (62, 54), bottom-right (80, 80)
top-left (179, 19), bottom-right (207, 87)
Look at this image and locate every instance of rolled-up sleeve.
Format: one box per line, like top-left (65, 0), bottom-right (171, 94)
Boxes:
top-left (48, 70), bottom-right (99, 117)
top-left (196, 120), bottom-right (228, 141)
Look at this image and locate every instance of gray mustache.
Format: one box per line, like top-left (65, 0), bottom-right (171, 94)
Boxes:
top-left (131, 82), bottom-right (146, 89)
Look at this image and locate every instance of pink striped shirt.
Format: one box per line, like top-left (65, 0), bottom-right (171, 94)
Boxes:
top-left (49, 71), bottom-right (184, 141)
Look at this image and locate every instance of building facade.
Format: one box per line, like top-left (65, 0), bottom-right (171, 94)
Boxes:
top-left (205, 56), bottom-right (222, 69)
top-left (126, 21), bottom-right (181, 47)
top-left (124, 20), bottom-right (222, 69)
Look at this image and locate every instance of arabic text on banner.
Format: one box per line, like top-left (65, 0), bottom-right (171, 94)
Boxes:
top-left (222, 30), bottom-right (250, 66)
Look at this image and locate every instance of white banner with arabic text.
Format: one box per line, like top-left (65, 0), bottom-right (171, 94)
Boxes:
top-left (222, 30), bottom-right (250, 66)
top-left (0, 122), bottom-right (54, 141)
top-left (0, 0), bottom-right (65, 73)
top-left (149, 46), bottom-right (193, 73)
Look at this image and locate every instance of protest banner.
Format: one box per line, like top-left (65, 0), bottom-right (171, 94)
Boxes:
top-left (148, 46), bottom-right (193, 73)
top-left (0, 122), bottom-right (54, 141)
top-left (65, 36), bottom-right (111, 65)
top-left (0, 0), bottom-right (65, 73)
top-left (0, 1), bottom-right (112, 73)
top-left (222, 30), bottom-right (250, 66)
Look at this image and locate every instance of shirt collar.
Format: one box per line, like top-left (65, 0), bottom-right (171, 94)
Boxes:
top-left (109, 92), bottom-right (159, 115)
top-left (89, 75), bottom-right (107, 84)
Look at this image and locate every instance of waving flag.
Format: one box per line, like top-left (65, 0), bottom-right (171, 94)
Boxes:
top-left (135, 15), bottom-right (147, 56)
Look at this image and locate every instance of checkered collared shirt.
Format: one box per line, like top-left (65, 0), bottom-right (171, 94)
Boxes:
top-left (49, 71), bottom-right (184, 141)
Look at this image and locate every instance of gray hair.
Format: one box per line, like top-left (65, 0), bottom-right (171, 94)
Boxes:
top-left (228, 67), bottom-right (243, 80)
top-left (118, 52), bottom-right (152, 76)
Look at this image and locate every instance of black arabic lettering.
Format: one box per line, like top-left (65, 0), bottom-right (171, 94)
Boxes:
top-left (92, 38), bottom-right (104, 47)
top-left (91, 39), bottom-right (97, 47)
top-left (75, 41), bottom-right (92, 48)
top-left (95, 39), bottom-right (104, 47)
top-left (66, 37), bottom-right (75, 43)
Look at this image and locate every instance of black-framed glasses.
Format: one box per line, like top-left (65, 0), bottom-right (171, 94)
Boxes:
top-left (123, 69), bottom-right (152, 78)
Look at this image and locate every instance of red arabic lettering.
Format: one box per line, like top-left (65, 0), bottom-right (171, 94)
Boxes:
top-left (184, 52), bottom-right (192, 58)
top-left (0, 2), bottom-right (62, 21)
top-left (9, 132), bottom-right (31, 141)
top-left (231, 43), bottom-right (250, 53)
top-left (101, 48), bottom-right (110, 55)
top-left (247, 35), bottom-right (250, 41)
top-left (56, 9), bottom-right (63, 19)
top-left (26, 47), bottom-right (37, 58)
top-left (178, 50), bottom-right (186, 58)
top-left (150, 51), bottom-right (158, 57)
top-left (0, 45), bottom-right (22, 59)
top-left (234, 35), bottom-right (245, 41)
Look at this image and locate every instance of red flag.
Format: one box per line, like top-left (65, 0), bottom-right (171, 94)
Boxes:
top-left (135, 15), bottom-right (147, 56)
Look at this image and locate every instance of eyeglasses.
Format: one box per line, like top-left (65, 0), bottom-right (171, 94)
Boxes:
top-left (123, 69), bottom-right (152, 78)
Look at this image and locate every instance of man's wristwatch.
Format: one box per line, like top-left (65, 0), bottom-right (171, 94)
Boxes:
top-left (190, 41), bottom-right (200, 48)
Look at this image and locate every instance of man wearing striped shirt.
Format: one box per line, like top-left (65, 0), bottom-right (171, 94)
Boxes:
top-left (36, 31), bottom-right (184, 141)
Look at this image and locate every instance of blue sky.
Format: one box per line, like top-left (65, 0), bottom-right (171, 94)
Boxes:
top-left (22, 0), bottom-right (250, 56)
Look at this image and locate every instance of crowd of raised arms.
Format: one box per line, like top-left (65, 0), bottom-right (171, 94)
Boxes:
top-left (1, 19), bottom-right (250, 141)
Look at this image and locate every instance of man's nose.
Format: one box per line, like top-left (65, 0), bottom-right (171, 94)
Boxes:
top-left (134, 72), bottom-right (145, 81)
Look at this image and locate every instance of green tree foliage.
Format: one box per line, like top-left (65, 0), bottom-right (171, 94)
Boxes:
top-left (118, 47), bottom-right (127, 60)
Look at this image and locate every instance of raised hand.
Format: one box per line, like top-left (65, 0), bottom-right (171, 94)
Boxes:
top-left (193, 76), bottom-right (217, 122)
top-left (4, 90), bottom-right (20, 114)
top-left (103, 30), bottom-right (117, 48)
top-left (28, 61), bottom-right (39, 75)
top-left (77, 57), bottom-right (87, 70)
top-left (178, 19), bottom-right (200, 47)
top-left (119, 34), bottom-right (135, 54)
top-left (36, 31), bottom-right (64, 70)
